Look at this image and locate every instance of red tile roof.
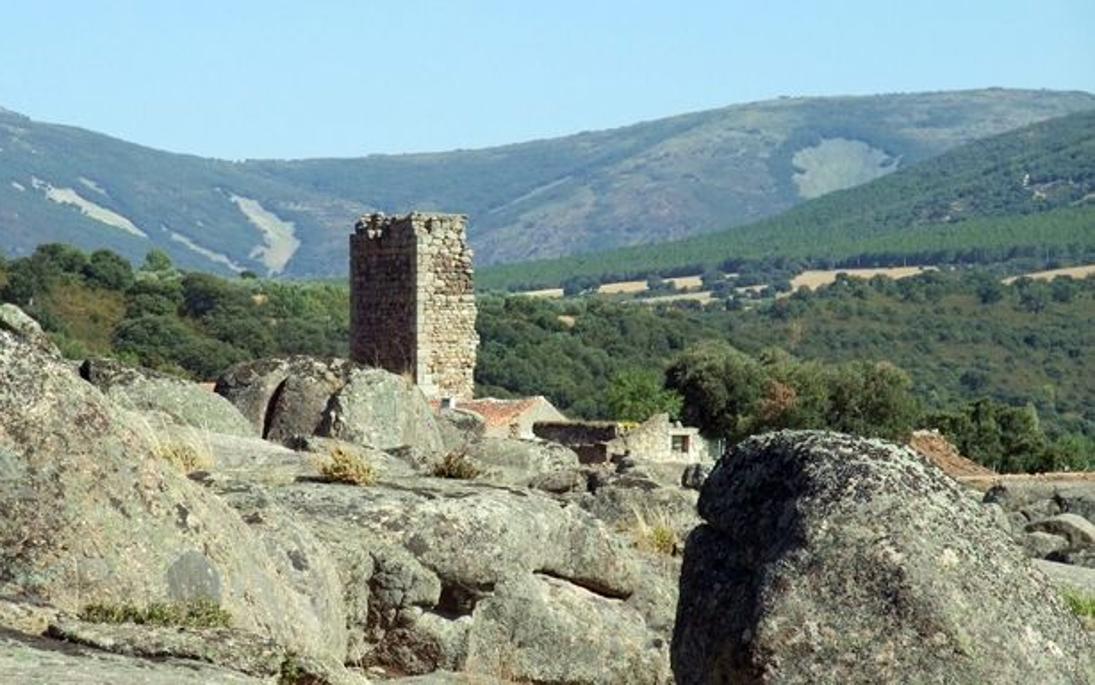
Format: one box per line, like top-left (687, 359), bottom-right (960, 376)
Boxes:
top-left (431, 396), bottom-right (552, 428)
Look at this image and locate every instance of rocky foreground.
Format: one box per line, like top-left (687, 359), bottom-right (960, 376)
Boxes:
top-left (0, 304), bottom-right (1092, 683)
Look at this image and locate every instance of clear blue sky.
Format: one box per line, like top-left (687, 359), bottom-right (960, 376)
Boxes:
top-left (2, 1), bottom-right (1092, 160)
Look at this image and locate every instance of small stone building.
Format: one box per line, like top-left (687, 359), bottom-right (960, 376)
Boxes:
top-left (350, 212), bottom-right (478, 400)
top-left (533, 413), bottom-right (717, 464)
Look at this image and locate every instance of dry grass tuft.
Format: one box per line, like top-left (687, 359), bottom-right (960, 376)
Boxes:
top-left (129, 413), bottom-right (215, 474)
top-left (154, 441), bottom-right (214, 473)
top-left (317, 446), bottom-right (377, 486)
top-left (433, 450), bottom-right (482, 480)
top-left (626, 507), bottom-right (681, 557)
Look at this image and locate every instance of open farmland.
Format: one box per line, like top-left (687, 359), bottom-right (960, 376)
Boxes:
top-left (1003, 264), bottom-right (1095, 284)
top-left (790, 266), bottom-right (935, 291)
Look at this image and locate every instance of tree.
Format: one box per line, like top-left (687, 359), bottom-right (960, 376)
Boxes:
top-left (1049, 277), bottom-right (1077, 303)
top-left (924, 399), bottom-right (1057, 473)
top-left (666, 341), bottom-right (767, 441)
top-left (562, 275), bottom-right (598, 297)
top-left (112, 315), bottom-right (244, 378)
top-left (34, 243), bottom-right (88, 274)
top-left (995, 403), bottom-right (1046, 472)
top-left (84, 250), bottom-right (134, 290)
top-left (1017, 282), bottom-right (1049, 314)
top-left (180, 272), bottom-right (249, 317)
top-left (141, 249), bottom-right (174, 272)
top-left (825, 361), bottom-right (918, 442)
top-left (646, 274), bottom-right (670, 293)
top-left (975, 279), bottom-right (1004, 305)
top-left (605, 369), bottom-right (683, 422)
top-left (124, 278), bottom-right (183, 318)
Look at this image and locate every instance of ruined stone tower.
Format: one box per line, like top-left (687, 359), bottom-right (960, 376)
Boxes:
top-left (349, 212), bottom-right (478, 400)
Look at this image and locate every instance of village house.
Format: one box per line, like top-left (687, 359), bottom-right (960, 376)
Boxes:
top-left (533, 413), bottom-right (719, 465)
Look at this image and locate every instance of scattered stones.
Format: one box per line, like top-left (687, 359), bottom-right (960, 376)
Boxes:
top-left (1026, 513), bottom-right (1095, 548)
top-left (7, 303), bottom-right (1084, 683)
top-left (1021, 531), bottom-right (1072, 559)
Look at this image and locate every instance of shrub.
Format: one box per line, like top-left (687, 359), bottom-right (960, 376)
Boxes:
top-left (318, 447), bottom-right (377, 486)
top-left (433, 451), bottom-right (482, 480)
top-left (79, 599), bottom-right (231, 628)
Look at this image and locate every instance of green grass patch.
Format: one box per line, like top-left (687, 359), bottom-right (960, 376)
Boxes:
top-left (79, 599), bottom-right (231, 628)
top-left (1063, 589), bottom-right (1095, 619)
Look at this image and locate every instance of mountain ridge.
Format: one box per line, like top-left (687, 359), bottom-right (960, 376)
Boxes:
top-left (478, 109), bottom-right (1095, 291)
top-left (2, 88), bottom-right (1093, 276)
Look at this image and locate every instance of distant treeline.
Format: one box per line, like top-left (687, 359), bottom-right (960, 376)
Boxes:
top-left (480, 207), bottom-right (1094, 292)
top-left (1, 243), bottom-right (1091, 472)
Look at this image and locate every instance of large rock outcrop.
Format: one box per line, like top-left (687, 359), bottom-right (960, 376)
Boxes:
top-left (0, 316), bottom-right (345, 662)
top-left (214, 356), bottom-right (358, 440)
top-left (672, 431), bottom-right (1094, 684)
top-left (266, 476), bottom-right (673, 683)
top-left (80, 357), bottom-right (254, 437)
top-left (317, 368), bottom-right (444, 454)
top-left (462, 437), bottom-right (580, 486)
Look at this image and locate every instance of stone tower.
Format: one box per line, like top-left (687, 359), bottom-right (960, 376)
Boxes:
top-left (349, 212), bottom-right (478, 400)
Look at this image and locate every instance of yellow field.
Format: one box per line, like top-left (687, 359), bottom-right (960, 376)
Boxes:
top-left (791, 266), bottom-right (933, 291)
top-left (519, 288), bottom-right (564, 298)
top-left (633, 291), bottom-right (714, 305)
top-left (597, 280), bottom-right (648, 294)
top-left (596, 274), bottom-right (703, 294)
top-left (666, 275), bottom-right (703, 290)
top-left (1002, 264), bottom-right (1095, 284)
top-left (734, 284), bottom-right (768, 294)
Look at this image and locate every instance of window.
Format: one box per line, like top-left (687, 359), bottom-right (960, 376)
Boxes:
top-left (671, 434), bottom-right (690, 453)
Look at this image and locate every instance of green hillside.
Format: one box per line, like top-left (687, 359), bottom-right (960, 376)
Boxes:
top-left (480, 109), bottom-right (1095, 291)
top-left (1, 243), bottom-right (1090, 472)
top-left (2, 89), bottom-right (1093, 276)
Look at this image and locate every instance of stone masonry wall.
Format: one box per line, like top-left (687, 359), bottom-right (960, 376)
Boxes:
top-left (350, 212), bottom-right (478, 400)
